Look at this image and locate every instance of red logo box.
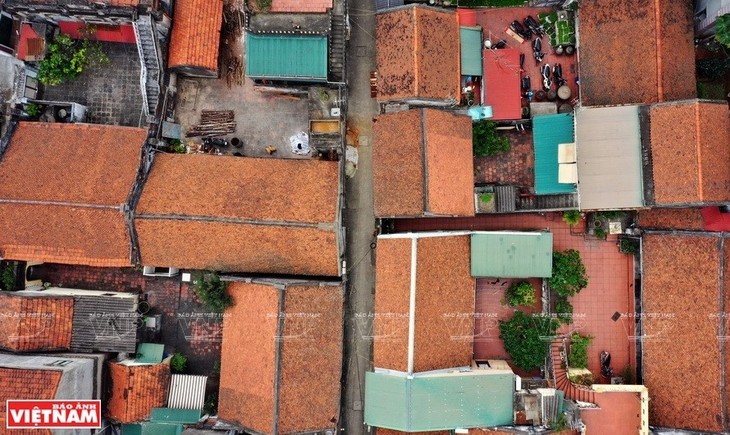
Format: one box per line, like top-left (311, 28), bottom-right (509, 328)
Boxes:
top-left (6, 400), bottom-right (102, 429)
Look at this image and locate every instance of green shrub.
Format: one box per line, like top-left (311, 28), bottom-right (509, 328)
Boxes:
top-left (620, 364), bottom-right (635, 384)
top-left (619, 238), bottom-right (639, 255)
top-left (255, 0), bottom-right (272, 11)
top-left (1, 263), bottom-right (15, 291)
top-left (38, 34), bottom-right (108, 86)
top-left (568, 371), bottom-right (594, 386)
top-left (169, 139), bottom-right (186, 154)
top-left (562, 210), bottom-right (582, 225)
top-left (499, 311), bottom-right (559, 371)
top-left (504, 281), bottom-right (537, 307)
top-left (554, 296), bottom-right (573, 325)
top-left (549, 413), bottom-right (569, 431)
top-left (479, 193), bottom-right (493, 203)
top-left (715, 14), bottom-right (730, 48)
top-left (193, 272), bottom-right (233, 313)
top-left (568, 332), bottom-right (592, 369)
top-left (594, 227), bottom-right (607, 240)
top-left (170, 352), bottom-right (187, 373)
top-left (24, 103), bottom-right (41, 117)
top-left (473, 121), bottom-right (510, 157)
top-left (594, 210), bottom-right (626, 220)
top-left (549, 249), bottom-right (588, 298)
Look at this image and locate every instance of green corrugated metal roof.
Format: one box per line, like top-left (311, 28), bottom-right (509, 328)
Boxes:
top-left (470, 232), bottom-right (553, 278)
top-left (246, 33), bottom-right (328, 81)
top-left (123, 422), bottom-right (183, 435)
top-left (460, 26), bottom-right (483, 76)
top-left (365, 370), bottom-right (514, 431)
top-left (150, 408), bottom-right (201, 424)
top-left (121, 424), bottom-right (143, 435)
top-left (136, 343), bottom-right (164, 364)
top-left (533, 113), bottom-right (576, 194)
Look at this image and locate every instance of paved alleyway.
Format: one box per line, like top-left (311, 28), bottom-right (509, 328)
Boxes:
top-left (342, 0), bottom-right (378, 432)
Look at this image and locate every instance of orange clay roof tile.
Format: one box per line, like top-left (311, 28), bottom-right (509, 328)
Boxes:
top-left (373, 109), bottom-right (474, 218)
top-left (0, 367), bottom-right (62, 435)
top-left (579, 0), bottom-right (696, 106)
top-left (168, 0), bottom-right (223, 73)
top-left (106, 362), bottom-right (171, 423)
top-left (376, 5), bottom-right (460, 101)
top-left (649, 101), bottom-right (730, 205)
top-left (0, 293), bottom-right (74, 352)
top-left (218, 282), bottom-right (342, 434)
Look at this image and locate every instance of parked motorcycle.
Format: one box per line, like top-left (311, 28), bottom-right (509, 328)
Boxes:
top-left (541, 64), bottom-right (552, 90)
top-left (203, 137), bottom-right (229, 148)
top-left (494, 39), bottom-right (508, 49)
top-left (524, 15), bottom-right (545, 38)
top-left (532, 37), bottom-right (545, 64)
top-left (600, 350), bottom-right (614, 379)
top-left (553, 63), bottom-right (566, 87)
top-left (510, 20), bottom-right (531, 40)
top-left (521, 76), bottom-right (531, 93)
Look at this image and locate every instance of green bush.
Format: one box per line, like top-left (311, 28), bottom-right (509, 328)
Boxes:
top-left (170, 352), bottom-right (187, 373)
top-left (568, 371), bottom-right (594, 386)
top-left (473, 121), bottom-right (510, 157)
top-left (594, 227), bottom-right (607, 240)
top-left (620, 364), bottom-right (635, 384)
top-left (1, 263), bottom-right (15, 291)
top-left (38, 34), bottom-right (108, 86)
top-left (562, 210), bottom-right (582, 225)
top-left (504, 281), bottom-right (537, 307)
top-left (479, 193), bottom-right (493, 203)
top-left (549, 413), bottom-right (569, 431)
top-left (24, 103), bottom-right (41, 117)
top-left (255, 0), bottom-right (272, 11)
top-left (619, 238), bottom-right (639, 255)
top-left (499, 311), bottom-right (559, 371)
top-left (594, 210), bottom-right (626, 220)
top-left (715, 14), bottom-right (730, 48)
top-left (193, 272), bottom-right (233, 313)
top-left (549, 249), bottom-right (588, 298)
top-left (554, 296), bottom-right (573, 325)
top-left (169, 139), bottom-right (186, 154)
top-left (568, 332), bottom-right (592, 369)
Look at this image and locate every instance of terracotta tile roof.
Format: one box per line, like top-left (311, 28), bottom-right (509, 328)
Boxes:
top-left (137, 154), bottom-right (338, 223)
top-left (373, 109), bottom-right (475, 218)
top-left (270, 0), bottom-right (331, 13)
top-left (168, 0), bottom-right (223, 73)
top-left (106, 362), bottom-right (171, 423)
top-left (579, 0), bottom-right (696, 106)
top-left (0, 367), bottom-right (62, 435)
top-left (376, 5), bottom-right (460, 101)
top-left (637, 208), bottom-right (705, 231)
top-left (0, 122), bottom-right (145, 267)
top-left (0, 293), bottom-right (74, 352)
top-left (219, 281), bottom-right (342, 433)
top-left (135, 155), bottom-right (341, 275)
top-left (649, 101), bottom-right (730, 205)
top-left (642, 233), bottom-right (725, 431)
top-left (374, 235), bottom-right (474, 372)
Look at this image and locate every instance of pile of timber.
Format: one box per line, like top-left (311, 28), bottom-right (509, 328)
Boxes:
top-left (186, 111), bottom-right (236, 138)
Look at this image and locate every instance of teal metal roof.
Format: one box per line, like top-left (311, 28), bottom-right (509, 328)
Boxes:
top-left (460, 26), bottom-right (483, 76)
top-left (364, 370), bottom-right (514, 431)
top-left (122, 423), bottom-right (182, 435)
top-left (135, 343), bottom-right (164, 364)
top-left (470, 232), bottom-right (553, 278)
top-left (246, 33), bottom-right (328, 81)
top-left (533, 113), bottom-right (576, 194)
top-left (150, 408), bottom-right (201, 424)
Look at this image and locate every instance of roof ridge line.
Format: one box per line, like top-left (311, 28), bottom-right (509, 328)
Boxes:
top-left (0, 199), bottom-right (121, 210)
top-left (134, 213), bottom-right (336, 230)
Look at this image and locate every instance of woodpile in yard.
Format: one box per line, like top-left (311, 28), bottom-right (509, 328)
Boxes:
top-left (186, 110), bottom-right (236, 138)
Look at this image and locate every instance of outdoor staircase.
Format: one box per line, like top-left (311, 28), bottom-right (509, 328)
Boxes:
top-left (133, 15), bottom-right (161, 120)
top-left (328, 13), bottom-right (347, 83)
top-left (550, 338), bottom-right (597, 405)
top-left (518, 192), bottom-right (579, 211)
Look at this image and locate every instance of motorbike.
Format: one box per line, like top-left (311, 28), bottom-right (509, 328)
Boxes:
top-left (510, 20), bottom-right (531, 40)
top-left (521, 76), bottom-right (531, 93)
top-left (541, 64), bottom-right (552, 90)
top-left (524, 15), bottom-right (545, 38)
top-left (553, 63), bottom-right (566, 87)
top-left (532, 37), bottom-right (545, 64)
top-left (600, 350), bottom-right (614, 379)
top-left (203, 137), bottom-right (229, 148)
top-left (494, 39), bottom-right (508, 49)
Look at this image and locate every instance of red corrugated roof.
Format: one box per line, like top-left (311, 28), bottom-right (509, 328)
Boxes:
top-left (16, 24), bottom-right (41, 61)
top-left (58, 22), bottom-right (136, 43)
top-left (457, 8), bottom-right (477, 26)
top-left (483, 48), bottom-right (522, 120)
top-left (702, 207), bottom-right (730, 231)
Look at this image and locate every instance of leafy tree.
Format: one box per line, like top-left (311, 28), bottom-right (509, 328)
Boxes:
top-left (504, 281), bottom-right (537, 307)
top-left (554, 296), bottom-right (573, 325)
top-left (38, 34), bottom-right (108, 86)
top-left (193, 272), bottom-right (233, 313)
top-left (715, 14), bottom-right (730, 48)
top-left (170, 352), bottom-right (187, 373)
top-left (1, 263), bottom-right (15, 291)
top-left (549, 249), bottom-right (588, 298)
top-left (562, 210), bottom-right (582, 225)
top-left (567, 332), bottom-right (592, 369)
top-left (473, 121), bottom-right (510, 157)
top-left (499, 311), bottom-right (559, 371)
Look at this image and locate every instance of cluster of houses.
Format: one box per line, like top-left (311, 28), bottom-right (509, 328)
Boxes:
top-left (0, 0), bottom-right (727, 434)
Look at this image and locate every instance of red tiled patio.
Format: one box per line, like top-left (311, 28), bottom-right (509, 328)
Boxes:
top-left (467, 7), bottom-right (579, 111)
top-left (394, 212), bottom-right (635, 381)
